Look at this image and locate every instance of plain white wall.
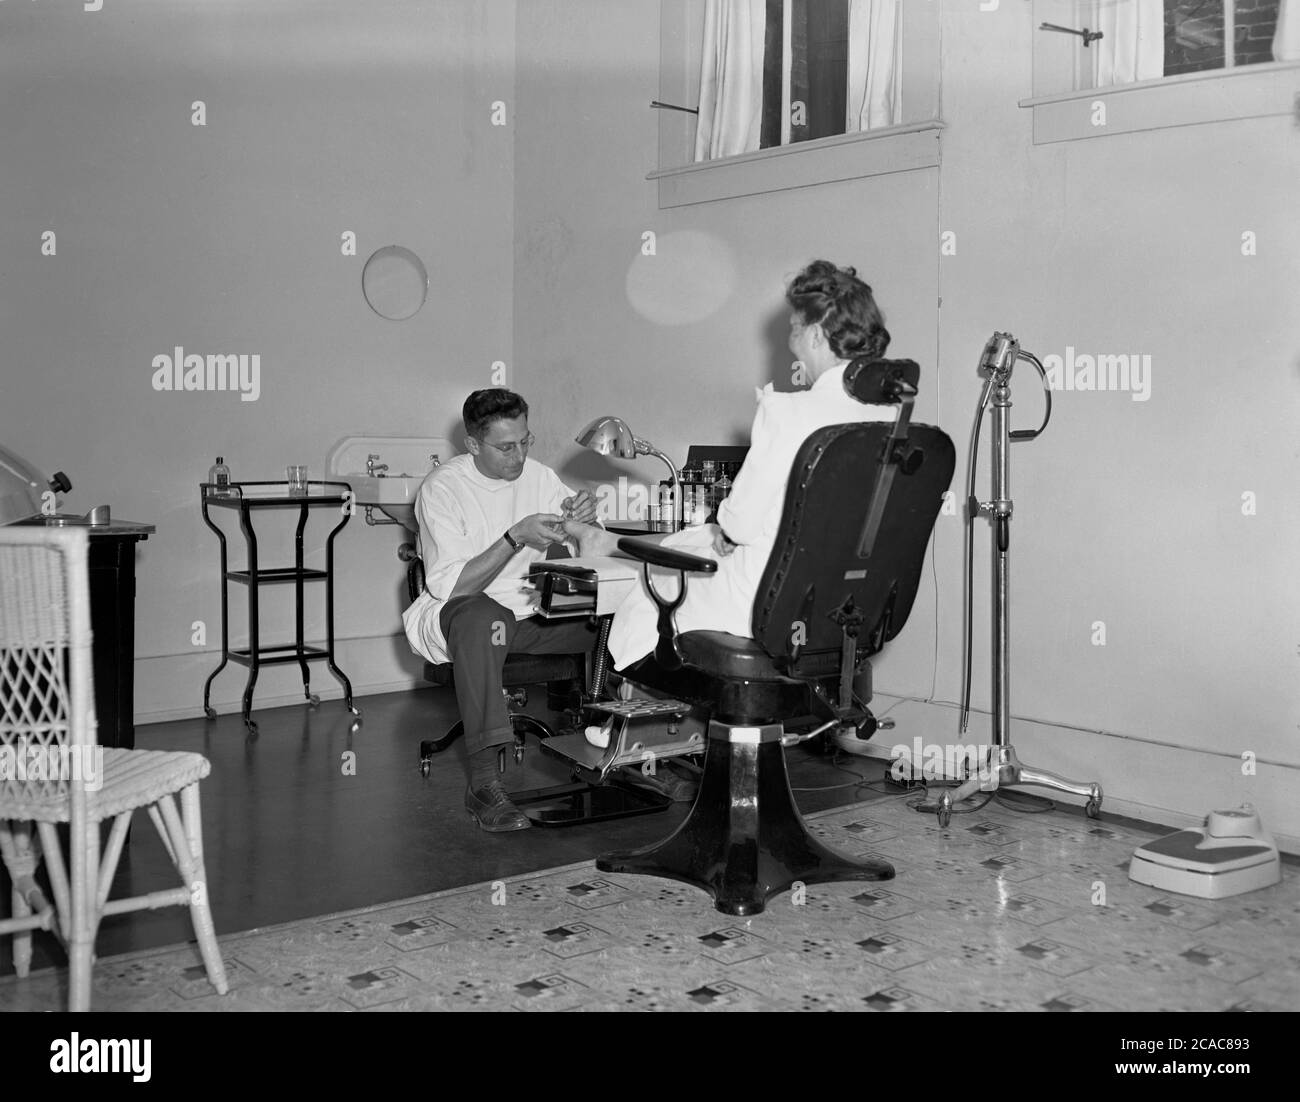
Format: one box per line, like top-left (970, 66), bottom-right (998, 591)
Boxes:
top-left (0, 0), bottom-right (516, 719)
top-left (512, 1), bottom-right (1300, 845)
top-left (935, 4), bottom-right (1300, 844)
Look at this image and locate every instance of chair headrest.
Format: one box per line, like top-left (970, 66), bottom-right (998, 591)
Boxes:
top-left (842, 357), bottom-right (919, 404)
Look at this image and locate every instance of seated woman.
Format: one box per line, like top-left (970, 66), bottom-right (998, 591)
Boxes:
top-left (566, 259), bottom-right (898, 670)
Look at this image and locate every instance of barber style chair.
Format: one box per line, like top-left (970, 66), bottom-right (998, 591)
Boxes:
top-left (406, 558), bottom-right (675, 825)
top-left (598, 358), bottom-right (955, 915)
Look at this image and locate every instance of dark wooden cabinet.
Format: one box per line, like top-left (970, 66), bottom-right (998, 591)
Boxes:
top-left (87, 524), bottom-right (153, 751)
top-left (11, 518), bottom-right (152, 750)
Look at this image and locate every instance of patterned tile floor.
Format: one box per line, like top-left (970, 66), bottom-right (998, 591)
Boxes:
top-left (3, 789), bottom-right (1297, 1012)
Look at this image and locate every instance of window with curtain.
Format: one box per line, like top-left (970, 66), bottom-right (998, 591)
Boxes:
top-left (1032, 0), bottom-right (1297, 95)
top-left (1025, 0), bottom-right (1298, 143)
top-left (761, 0), bottom-right (851, 146)
top-left (694, 0), bottom-right (900, 163)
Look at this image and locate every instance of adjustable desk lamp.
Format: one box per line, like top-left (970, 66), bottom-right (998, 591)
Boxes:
top-left (937, 332), bottom-right (1103, 826)
top-left (575, 416), bottom-right (681, 527)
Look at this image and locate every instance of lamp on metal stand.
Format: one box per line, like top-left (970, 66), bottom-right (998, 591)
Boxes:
top-left (575, 416), bottom-right (680, 528)
top-left (936, 332), bottom-right (1103, 828)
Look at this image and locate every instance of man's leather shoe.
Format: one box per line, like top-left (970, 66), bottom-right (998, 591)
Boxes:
top-left (465, 781), bottom-right (531, 832)
top-left (614, 762), bottom-right (699, 803)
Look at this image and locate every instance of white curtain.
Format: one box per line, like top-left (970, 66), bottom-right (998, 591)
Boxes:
top-left (693, 0), bottom-right (767, 162)
top-left (1096, 0), bottom-right (1165, 87)
top-left (846, 0), bottom-right (899, 132)
top-left (1275, 0), bottom-right (1300, 61)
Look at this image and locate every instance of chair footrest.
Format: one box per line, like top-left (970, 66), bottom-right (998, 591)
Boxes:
top-left (538, 734), bottom-right (615, 776)
top-left (586, 698), bottom-right (689, 719)
top-left (540, 730), bottom-right (706, 780)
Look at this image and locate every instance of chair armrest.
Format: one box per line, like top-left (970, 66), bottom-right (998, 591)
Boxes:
top-left (616, 536), bottom-right (718, 574)
top-left (615, 537), bottom-right (716, 671)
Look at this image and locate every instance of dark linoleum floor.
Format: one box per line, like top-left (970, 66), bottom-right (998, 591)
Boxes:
top-left (2, 684), bottom-right (905, 977)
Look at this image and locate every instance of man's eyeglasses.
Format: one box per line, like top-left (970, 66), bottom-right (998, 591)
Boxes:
top-left (478, 432), bottom-right (535, 457)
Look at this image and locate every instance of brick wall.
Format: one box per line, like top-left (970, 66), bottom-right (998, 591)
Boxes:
top-left (1164, 0), bottom-right (1279, 76)
top-left (1234, 0), bottom-right (1282, 67)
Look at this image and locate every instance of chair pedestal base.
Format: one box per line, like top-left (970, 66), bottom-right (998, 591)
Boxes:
top-left (597, 720), bottom-right (894, 916)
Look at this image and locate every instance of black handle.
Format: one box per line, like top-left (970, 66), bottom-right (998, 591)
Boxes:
top-left (616, 536), bottom-right (718, 574)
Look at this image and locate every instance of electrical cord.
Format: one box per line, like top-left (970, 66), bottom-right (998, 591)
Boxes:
top-left (791, 740), bottom-right (1054, 819)
top-left (720, 727), bottom-right (1061, 812)
top-left (790, 750), bottom-right (881, 794)
top-left (856, 690), bottom-right (900, 720)
top-left (905, 782), bottom-right (993, 816)
top-left (960, 376), bottom-right (992, 733)
top-left (791, 743), bottom-right (937, 799)
top-left (993, 789), bottom-right (1056, 814)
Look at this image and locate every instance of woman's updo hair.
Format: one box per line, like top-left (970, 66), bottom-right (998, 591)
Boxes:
top-left (786, 260), bottom-right (890, 361)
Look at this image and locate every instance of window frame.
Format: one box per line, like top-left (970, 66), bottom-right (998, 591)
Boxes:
top-left (1164, 0), bottom-right (1278, 76)
top-left (1024, 0), bottom-right (1299, 144)
top-left (653, 0), bottom-right (942, 209)
top-left (1019, 58), bottom-right (1300, 144)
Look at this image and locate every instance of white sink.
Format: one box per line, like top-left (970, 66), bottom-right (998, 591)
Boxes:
top-left (348, 474), bottom-right (422, 531)
top-left (326, 435), bottom-right (454, 535)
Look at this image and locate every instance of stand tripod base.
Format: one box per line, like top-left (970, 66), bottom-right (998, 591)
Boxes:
top-left (936, 744), bottom-right (1102, 828)
top-left (597, 721), bottom-right (894, 916)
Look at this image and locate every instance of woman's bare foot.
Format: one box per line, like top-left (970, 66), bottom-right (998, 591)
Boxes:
top-left (561, 519), bottom-right (620, 557)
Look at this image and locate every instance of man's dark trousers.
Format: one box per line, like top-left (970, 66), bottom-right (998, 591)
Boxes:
top-left (439, 595), bottom-right (599, 757)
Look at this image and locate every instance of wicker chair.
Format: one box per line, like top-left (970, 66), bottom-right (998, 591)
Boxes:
top-left (0, 527), bottom-right (227, 1011)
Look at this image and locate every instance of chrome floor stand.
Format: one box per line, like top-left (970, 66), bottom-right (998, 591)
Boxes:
top-left (938, 334), bottom-right (1102, 827)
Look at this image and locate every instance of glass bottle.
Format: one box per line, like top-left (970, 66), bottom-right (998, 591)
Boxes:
top-left (714, 470), bottom-right (731, 510)
top-left (678, 465), bottom-right (697, 523)
top-left (699, 461), bottom-right (716, 512)
top-left (693, 486), bottom-right (710, 526)
top-left (208, 456), bottom-right (232, 497)
top-left (659, 481), bottom-right (676, 532)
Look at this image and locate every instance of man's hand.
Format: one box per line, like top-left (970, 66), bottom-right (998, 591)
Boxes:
top-left (560, 490), bottom-right (598, 525)
top-left (511, 513), bottom-right (567, 550)
top-left (711, 526), bottom-right (736, 557)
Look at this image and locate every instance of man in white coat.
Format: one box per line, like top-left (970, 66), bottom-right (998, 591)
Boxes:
top-left (404, 389), bottom-right (606, 832)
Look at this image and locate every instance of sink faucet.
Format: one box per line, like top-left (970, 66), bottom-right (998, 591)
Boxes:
top-left (367, 453), bottom-right (389, 477)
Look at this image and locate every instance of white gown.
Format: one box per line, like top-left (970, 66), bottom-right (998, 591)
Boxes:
top-left (605, 364), bottom-right (897, 670)
top-left (402, 454), bottom-right (576, 665)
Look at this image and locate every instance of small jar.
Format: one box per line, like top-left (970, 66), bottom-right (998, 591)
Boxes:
top-left (658, 482), bottom-right (675, 531)
top-left (689, 488), bottom-right (708, 526)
